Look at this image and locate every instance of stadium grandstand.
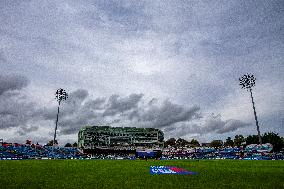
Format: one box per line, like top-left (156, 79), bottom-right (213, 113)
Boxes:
top-left (0, 140), bottom-right (283, 160)
top-left (0, 142), bottom-right (85, 160)
top-left (0, 131), bottom-right (283, 160)
top-left (78, 126), bottom-right (164, 158)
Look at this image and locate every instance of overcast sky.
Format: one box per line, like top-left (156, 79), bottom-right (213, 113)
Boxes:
top-left (0, 0), bottom-right (283, 145)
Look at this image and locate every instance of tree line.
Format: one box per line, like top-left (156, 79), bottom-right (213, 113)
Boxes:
top-left (47, 132), bottom-right (283, 152)
top-left (44, 140), bottom-right (78, 148)
top-left (164, 132), bottom-right (284, 152)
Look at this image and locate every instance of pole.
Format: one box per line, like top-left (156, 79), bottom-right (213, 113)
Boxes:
top-left (249, 88), bottom-right (262, 145)
top-left (53, 101), bottom-right (60, 158)
top-left (53, 103), bottom-right (60, 145)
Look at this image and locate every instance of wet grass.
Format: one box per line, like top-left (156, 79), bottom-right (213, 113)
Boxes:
top-left (0, 159), bottom-right (283, 189)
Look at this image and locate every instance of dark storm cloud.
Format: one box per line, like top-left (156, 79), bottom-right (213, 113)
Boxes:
top-left (17, 125), bottom-right (39, 136)
top-left (95, 0), bottom-right (150, 32)
top-left (56, 93), bottom-right (144, 134)
top-left (216, 119), bottom-right (250, 134)
top-left (0, 0), bottom-right (283, 142)
top-left (43, 91), bottom-right (201, 135)
top-left (202, 114), bottom-right (250, 134)
top-left (0, 75), bottom-right (251, 138)
top-left (69, 89), bottom-right (89, 100)
top-left (103, 93), bottom-right (143, 116)
top-left (84, 98), bottom-right (106, 110)
top-left (0, 74), bottom-right (39, 132)
top-left (40, 89), bottom-right (103, 135)
top-left (42, 89), bottom-right (91, 120)
top-left (0, 74), bottom-right (29, 95)
top-left (138, 100), bottom-right (201, 128)
top-left (0, 97), bottom-right (36, 130)
top-left (0, 51), bottom-right (7, 64)
top-left (58, 89), bottom-right (89, 116)
top-left (39, 89), bottom-right (248, 136)
top-left (167, 114), bottom-right (250, 137)
top-left (127, 109), bottom-right (139, 121)
top-left (171, 114), bottom-right (250, 136)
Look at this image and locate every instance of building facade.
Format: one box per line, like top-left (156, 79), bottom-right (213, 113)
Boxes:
top-left (78, 126), bottom-right (164, 151)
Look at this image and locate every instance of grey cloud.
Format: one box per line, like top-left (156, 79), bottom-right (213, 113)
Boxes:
top-left (103, 93), bottom-right (143, 116)
top-left (0, 51), bottom-right (7, 63)
top-left (69, 89), bottom-right (89, 100)
top-left (162, 113), bottom-right (250, 138)
top-left (54, 93), bottom-right (143, 134)
top-left (0, 1), bottom-right (282, 141)
top-left (175, 114), bottom-right (250, 136)
top-left (0, 76), bottom-right (253, 138)
top-left (127, 109), bottom-right (139, 121)
top-left (42, 89), bottom-right (91, 121)
top-left (0, 97), bottom-right (38, 130)
top-left (148, 98), bottom-right (158, 106)
top-left (58, 89), bottom-right (89, 116)
top-left (0, 74), bottom-right (29, 95)
top-left (41, 107), bottom-right (57, 120)
top-left (84, 98), bottom-right (106, 110)
top-left (0, 74), bottom-right (39, 131)
top-left (59, 116), bottom-right (88, 135)
top-left (95, 0), bottom-right (150, 32)
top-left (217, 119), bottom-right (250, 134)
top-left (163, 126), bottom-right (178, 133)
top-left (17, 125), bottom-right (39, 136)
top-left (201, 114), bottom-right (250, 134)
top-left (47, 92), bottom-right (201, 135)
top-left (139, 100), bottom-right (200, 128)
top-left (39, 90), bottom-right (105, 135)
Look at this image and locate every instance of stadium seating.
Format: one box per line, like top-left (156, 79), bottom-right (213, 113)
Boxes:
top-left (0, 142), bottom-right (283, 160)
top-left (0, 144), bottom-right (85, 160)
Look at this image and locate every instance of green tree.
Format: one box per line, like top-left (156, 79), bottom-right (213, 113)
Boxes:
top-left (65, 143), bottom-right (72, 147)
top-left (46, 140), bottom-right (58, 146)
top-left (26, 140), bottom-right (32, 145)
top-left (176, 138), bottom-right (188, 147)
top-left (246, 135), bottom-right (259, 145)
top-left (262, 132), bottom-right (283, 152)
top-left (210, 140), bottom-right (223, 148)
top-left (234, 135), bottom-right (245, 147)
top-left (164, 138), bottom-right (176, 147)
top-left (190, 139), bottom-right (200, 147)
top-left (72, 142), bottom-right (78, 147)
top-left (224, 137), bottom-right (234, 147)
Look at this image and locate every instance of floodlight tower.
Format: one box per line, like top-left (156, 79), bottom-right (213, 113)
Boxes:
top-left (53, 88), bottom-right (68, 147)
top-left (239, 74), bottom-right (262, 145)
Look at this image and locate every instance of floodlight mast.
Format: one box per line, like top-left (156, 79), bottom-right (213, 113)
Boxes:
top-left (53, 88), bottom-right (68, 148)
top-left (239, 74), bottom-right (262, 145)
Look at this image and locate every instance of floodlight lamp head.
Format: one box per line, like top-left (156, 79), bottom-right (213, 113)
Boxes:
top-left (55, 88), bottom-right (68, 104)
top-left (239, 74), bottom-right (256, 91)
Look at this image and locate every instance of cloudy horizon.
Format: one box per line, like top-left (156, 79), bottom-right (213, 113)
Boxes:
top-left (0, 0), bottom-right (283, 145)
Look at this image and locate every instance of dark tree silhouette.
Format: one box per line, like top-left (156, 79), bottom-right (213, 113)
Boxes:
top-left (234, 135), bottom-right (245, 147)
top-left (46, 140), bottom-right (58, 146)
top-left (262, 132), bottom-right (283, 152)
top-left (224, 137), bottom-right (234, 147)
top-left (72, 142), bottom-right (78, 147)
top-left (53, 88), bottom-right (68, 146)
top-left (176, 138), bottom-right (188, 147)
top-left (164, 138), bottom-right (176, 147)
top-left (239, 74), bottom-right (262, 145)
top-left (210, 140), bottom-right (223, 148)
top-left (190, 139), bottom-right (200, 147)
top-left (65, 143), bottom-right (72, 147)
top-left (246, 135), bottom-right (259, 145)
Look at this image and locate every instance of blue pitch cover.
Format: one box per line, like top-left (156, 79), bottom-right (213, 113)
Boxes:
top-left (150, 166), bottom-right (197, 175)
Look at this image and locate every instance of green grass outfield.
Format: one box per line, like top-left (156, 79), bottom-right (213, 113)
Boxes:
top-left (0, 160), bottom-right (283, 189)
